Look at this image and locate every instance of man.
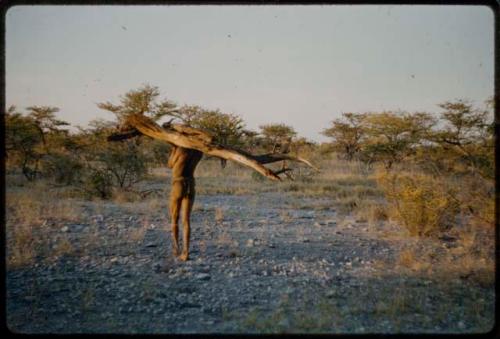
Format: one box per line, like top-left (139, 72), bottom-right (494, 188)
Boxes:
top-left (167, 145), bottom-right (203, 261)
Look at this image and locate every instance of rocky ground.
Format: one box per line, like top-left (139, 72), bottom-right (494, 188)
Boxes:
top-left (6, 188), bottom-right (495, 334)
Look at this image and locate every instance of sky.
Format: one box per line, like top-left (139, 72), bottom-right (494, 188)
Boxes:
top-left (6, 5), bottom-right (494, 142)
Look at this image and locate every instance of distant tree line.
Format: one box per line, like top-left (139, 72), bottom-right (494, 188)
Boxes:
top-left (5, 84), bottom-right (494, 236)
top-left (320, 98), bottom-right (494, 236)
top-left (322, 99), bottom-right (494, 178)
top-left (5, 84), bottom-right (313, 197)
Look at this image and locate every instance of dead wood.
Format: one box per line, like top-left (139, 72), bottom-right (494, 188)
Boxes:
top-left (109, 114), bottom-right (318, 181)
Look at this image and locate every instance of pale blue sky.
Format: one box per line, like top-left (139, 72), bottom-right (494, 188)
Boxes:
top-left (6, 5), bottom-right (494, 141)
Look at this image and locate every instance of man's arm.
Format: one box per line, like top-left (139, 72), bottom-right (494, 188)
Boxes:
top-left (167, 145), bottom-right (178, 169)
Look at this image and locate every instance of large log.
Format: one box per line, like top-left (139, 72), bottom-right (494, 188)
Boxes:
top-left (125, 114), bottom-right (282, 180)
top-left (108, 114), bottom-right (319, 181)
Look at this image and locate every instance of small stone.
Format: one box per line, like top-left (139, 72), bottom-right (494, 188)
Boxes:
top-left (302, 238), bottom-right (310, 243)
top-left (246, 239), bottom-right (254, 247)
top-left (110, 257), bottom-right (118, 263)
top-left (145, 242), bottom-right (157, 247)
top-left (61, 226), bottom-right (69, 232)
top-left (196, 273), bottom-right (211, 281)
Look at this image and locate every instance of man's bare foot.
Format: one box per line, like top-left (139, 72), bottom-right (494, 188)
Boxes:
top-left (179, 252), bottom-right (189, 261)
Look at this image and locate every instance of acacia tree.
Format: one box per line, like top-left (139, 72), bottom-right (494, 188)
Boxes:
top-left (6, 105), bottom-right (71, 180)
top-left (99, 85), bottom-right (250, 171)
top-left (5, 106), bottom-right (43, 180)
top-left (258, 123), bottom-right (297, 153)
top-left (96, 85), bottom-right (179, 184)
top-left (162, 105), bottom-right (247, 148)
top-left (26, 106), bottom-right (69, 153)
top-left (189, 110), bottom-right (246, 147)
top-left (360, 111), bottom-right (435, 169)
top-left (163, 104), bottom-right (204, 125)
top-left (65, 119), bottom-right (149, 198)
top-left (97, 84), bottom-right (177, 124)
top-left (429, 100), bottom-right (493, 180)
top-left (321, 112), bottom-right (366, 160)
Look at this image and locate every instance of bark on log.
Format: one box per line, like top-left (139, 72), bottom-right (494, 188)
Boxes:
top-left (125, 114), bottom-right (282, 181)
top-left (109, 114), bottom-right (319, 181)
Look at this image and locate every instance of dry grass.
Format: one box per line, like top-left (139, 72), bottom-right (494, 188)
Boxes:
top-left (52, 237), bottom-right (76, 258)
top-left (7, 184), bottom-right (81, 226)
top-left (7, 223), bottom-right (36, 268)
top-left (215, 207), bottom-right (224, 224)
top-left (355, 201), bottom-right (388, 224)
top-left (127, 221), bottom-right (148, 243)
top-left (397, 247), bottom-right (432, 272)
top-left (112, 189), bottom-right (141, 203)
top-left (6, 182), bottom-right (82, 268)
top-left (393, 226), bottom-right (495, 288)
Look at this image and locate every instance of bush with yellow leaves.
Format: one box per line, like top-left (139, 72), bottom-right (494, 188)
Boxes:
top-left (376, 170), bottom-right (460, 237)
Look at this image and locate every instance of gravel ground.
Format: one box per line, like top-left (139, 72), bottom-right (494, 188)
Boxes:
top-left (6, 192), bottom-right (495, 334)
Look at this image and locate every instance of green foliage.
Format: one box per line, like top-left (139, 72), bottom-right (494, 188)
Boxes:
top-left (97, 84), bottom-right (177, 123)
top-left (73, 120), bottom-right (150, 196)
top-left (322, 112), bottom-right (366, 160)
top-left (164, 105), bottom-right (247, 147)
top-left (101, 141), bottom-right (149, 189)
top-left (428, 100), bottom-right (494, 179)
top-left (360, 111), bottom-right (435, 169)
top-left (145, 139), bottom-right (172, 166)
top-left (5, 105), bottom-right (70, 181)
top-left (258, 123), bottom-right (297, 151)
top-left (82, 168), bottom-right (114, 199)
top-left (163, 104), bottom-right (204, 125)
top-left (189, 109), bottom-right (246, 147)
top-left (259, 123), bottom-right (297, 141)
top-left (26, 106), bottom-right (69, 144)
top-left (41, 152), bottom-right (85, 185)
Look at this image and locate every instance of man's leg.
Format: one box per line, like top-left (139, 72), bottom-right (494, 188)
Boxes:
top-left (169, 182), bottom-right (183, 257)
top-left (179, 192), bottom-right (195, 261)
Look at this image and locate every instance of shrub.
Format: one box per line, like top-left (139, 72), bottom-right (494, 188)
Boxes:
top-left (41, 153), bottom-right (85, 185)
top-left (80, 169), bottom-right (114, 199)
top-left (376, 171), bottom-right (460, 237)
top-left (102, 142), bottom-right (149, 189)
